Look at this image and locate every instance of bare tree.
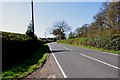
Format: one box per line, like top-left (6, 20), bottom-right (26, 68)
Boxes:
top-left (52, 21), bottom-right (71, 40)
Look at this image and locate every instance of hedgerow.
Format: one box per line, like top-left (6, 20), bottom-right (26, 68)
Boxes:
top-left (84, 34), bottom-right (120, 51)
top-left (2, 32), bottom-right (44, 71)
top-left (58, 34), bottom-right (120, 51)
top-left (2, 32), bottom-right (32, 41)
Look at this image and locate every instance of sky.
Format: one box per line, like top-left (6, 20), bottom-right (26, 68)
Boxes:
top-left (1, 1), bottom-right (104, 38)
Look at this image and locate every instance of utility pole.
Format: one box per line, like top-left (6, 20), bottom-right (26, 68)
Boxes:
top-left (45, 32), bottom-right (47, 39)
top-left (31, 0), bottom-right (34, 36)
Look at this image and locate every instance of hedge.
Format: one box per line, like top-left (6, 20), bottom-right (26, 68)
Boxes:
top-left (58, 34), bottom-right (120, 51)
top-left (2, 32), bottom-right (44, 71)
top-left (85, 34), bottom-right (120, 51)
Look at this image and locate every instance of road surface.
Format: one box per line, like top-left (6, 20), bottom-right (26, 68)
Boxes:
top-left (48, 42), bottom-right (119, 79)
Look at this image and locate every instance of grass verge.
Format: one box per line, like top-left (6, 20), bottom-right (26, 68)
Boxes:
top-left (1, 44), bottom-right (49, 80)
top-left (58, 41), bottom-right (120, 55)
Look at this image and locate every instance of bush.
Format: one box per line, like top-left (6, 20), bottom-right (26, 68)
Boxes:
top-left (2, 32), bottom-right (32, 41)
top-left (2, 32), bottom-right (44, 71)
top-left (58, 34), bottom-right (120, 51)
top-left (84, 34), bottom-right (120, 51)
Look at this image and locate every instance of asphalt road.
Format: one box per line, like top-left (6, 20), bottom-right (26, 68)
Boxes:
top-left (48, 42), bottom-right (119, 78)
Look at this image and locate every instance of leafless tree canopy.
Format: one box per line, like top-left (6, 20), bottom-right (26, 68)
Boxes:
top-left (52, 21), bottom-right (71, 40)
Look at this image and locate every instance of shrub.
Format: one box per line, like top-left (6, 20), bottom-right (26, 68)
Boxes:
top-left (2, 31), bottom-right (44, 71)
top-left (58, 34), bottom-right (120, 51)
top-left (85, 34), bottom-right (120, 51)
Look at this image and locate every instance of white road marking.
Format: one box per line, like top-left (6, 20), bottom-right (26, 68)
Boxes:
top-left (54, 43), bottom-right (72, 51)
top-left (80, 54), bottom-right (120, 70)
top-left (102, 52), bottom-right (119, 56)
top-left (64, 47), bottom-right (72, 51)
top-left (60, 43), bottom-right (119, 56)
top-left (48, 45), bottom-right (67, 78)
top-left (79, 47), bottom-right (119, 56)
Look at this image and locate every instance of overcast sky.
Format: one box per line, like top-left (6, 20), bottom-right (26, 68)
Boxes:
top-left (1, 1), bottom-right (104, 38)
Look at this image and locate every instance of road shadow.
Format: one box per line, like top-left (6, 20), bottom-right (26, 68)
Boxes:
top-left (51, 50), bottom-right (70, 53)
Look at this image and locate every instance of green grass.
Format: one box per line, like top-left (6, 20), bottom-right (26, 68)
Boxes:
top-left (58, 41), bottom-right (120, 55)
top-left (1, 44), bottom-right (49, 80)
top-left (83, 45), bottom-right (120, 54)
top-left (2, 31), bottom-right (32, 41)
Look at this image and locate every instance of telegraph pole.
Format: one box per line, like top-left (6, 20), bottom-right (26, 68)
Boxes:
top-left (31, 0), bottom-right (34, 35)
top-left (45, 32), bottom-right (47, 39)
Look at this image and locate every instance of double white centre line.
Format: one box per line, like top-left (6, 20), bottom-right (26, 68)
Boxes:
top-left (80, 54), bottom-right (120, 70)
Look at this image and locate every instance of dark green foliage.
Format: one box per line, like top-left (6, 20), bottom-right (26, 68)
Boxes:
top-left (26, 21), bottom-right (37, 40)
top-left (1, 45), bottom-right (49, 79)
top-left (2, 32), bottom-right (32, 41)
top-left (84, 35), bottom-right (120, 50)
top-left (59, 34), bottom-right (120, 51)
top-left (68, 32), bottom-right (75, 39)
top-left (2, 32), bottom-right (44, 71)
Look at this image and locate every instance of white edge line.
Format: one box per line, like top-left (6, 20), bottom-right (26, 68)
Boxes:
top-left (80, 54), bottom-right (120, 70)
top-left (52, 53), bottom-right (67, 78)
top-left (48, 45), bottom-right (67, 78)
